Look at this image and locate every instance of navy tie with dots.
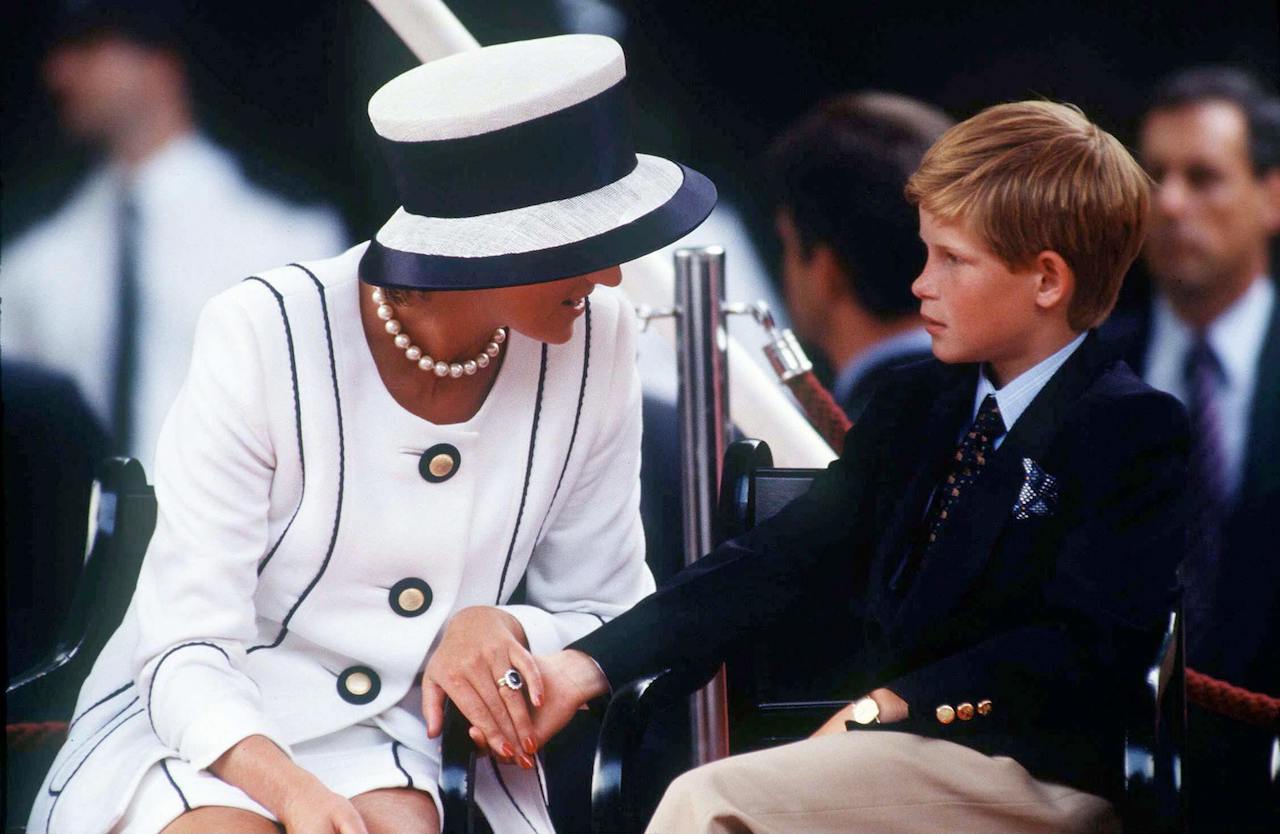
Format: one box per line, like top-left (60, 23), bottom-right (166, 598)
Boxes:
top-left (893, 393), bottom-right (1006, 592)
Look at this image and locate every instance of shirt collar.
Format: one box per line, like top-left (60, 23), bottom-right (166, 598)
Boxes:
top-left (109, 133), bottom-right (236, 208)
top-left (973, 331), bottom-right (1088, 430)
top-left (832, 327), bottom-right (933, 403)
top-left (1151, 275), bottom-right (1275, 390)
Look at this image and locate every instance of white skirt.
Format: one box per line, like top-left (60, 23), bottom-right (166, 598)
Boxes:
top-left (110, 722), bottom-right (443, 834)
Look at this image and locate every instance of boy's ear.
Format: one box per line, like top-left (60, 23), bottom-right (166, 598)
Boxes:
top-left (1032, 250), bottom-right (1074, 312)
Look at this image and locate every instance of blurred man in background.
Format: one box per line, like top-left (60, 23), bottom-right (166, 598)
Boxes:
top-left (1107, 65), bottom-right (1280, 833)
top-left (765, 92), bottom-right (953, 420)
top-left (1, 0), bottom-right (346, 696)
top-left (1, 0), bottom-right (347, 470)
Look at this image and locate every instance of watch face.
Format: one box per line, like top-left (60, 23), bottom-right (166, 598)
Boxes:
top-left (852, 697), bottom-right (880, 725)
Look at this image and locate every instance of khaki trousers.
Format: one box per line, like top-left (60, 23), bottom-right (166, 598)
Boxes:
top-left (645, 731), bottom-right (1121, 834)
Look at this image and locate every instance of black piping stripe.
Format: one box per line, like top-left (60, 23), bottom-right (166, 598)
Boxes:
top-left (391, 741), bottom-right (414, 789)
top-left (531, 298), bottom-right (592, 546)
top-left (49, 695), bottom-right (141, 789)
top-left (488, 758), bottom-right (539, 834)
top-left (46, 707), bottom-right (145, 831)
top-left (146, 642), bottom-right (230, 733)
top-left (494, 344), bottom-right (550, 604)
top-left (585, 612), bottom-right (606, 625)
top-left (250, 263), bottom-right (347, 653)
top-left (66, 680), bottom-right (133, 733)
top-left (160, 759), bottom-right (191, 811)
top-left (243, 276), bottom-right (306, 576)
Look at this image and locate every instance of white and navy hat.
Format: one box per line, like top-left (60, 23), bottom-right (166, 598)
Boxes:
top-left (359, 34), bottom-right (717, 291)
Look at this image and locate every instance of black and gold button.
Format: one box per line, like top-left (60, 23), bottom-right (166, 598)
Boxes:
top-left (337, 666), bottom-right (381, 705)
top-left (977, 699), bottom-right (993, 717)
top-left (956, 702), bottom-right (975, 721)
top-left (419, 444), bottom-right (461, 483)
top-left (936, 704), bottom-right (956, 725)
top-left (389, 577), bottom-right (433, 617)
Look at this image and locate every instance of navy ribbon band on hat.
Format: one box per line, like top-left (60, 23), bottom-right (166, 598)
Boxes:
top-left (378, 79), bottom-right (637, 219)
top-left (359, 163), bottom-right (717, 291)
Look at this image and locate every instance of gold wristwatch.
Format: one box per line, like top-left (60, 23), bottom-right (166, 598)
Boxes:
top-left (850, 695), bottom-right (881, 725)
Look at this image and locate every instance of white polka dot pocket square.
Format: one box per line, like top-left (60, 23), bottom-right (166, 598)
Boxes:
top-left (1012, 457), bottom-right (1059, 520)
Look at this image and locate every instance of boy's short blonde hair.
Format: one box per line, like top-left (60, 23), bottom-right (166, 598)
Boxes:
top-left (905, 101), bottom-right (1150, 330)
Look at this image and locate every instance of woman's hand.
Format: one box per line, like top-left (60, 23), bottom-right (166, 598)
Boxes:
top-left (210, 734), bottom-right (367, 833)
top-left (421, 606), bottom-right (544, 768)
top-left (278, 779), bottom-right (369, 834)
top-left (528, 649), bottom-right (611, 744)
top-left (811, 688), bottom-right (910, 738)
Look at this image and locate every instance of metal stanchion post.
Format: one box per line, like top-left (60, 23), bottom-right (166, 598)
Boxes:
top-left (673, 246), bottom-right (731, 766)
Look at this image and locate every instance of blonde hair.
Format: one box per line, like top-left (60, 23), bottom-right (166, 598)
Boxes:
top-left (905, 101), bottom-right (1150, 330)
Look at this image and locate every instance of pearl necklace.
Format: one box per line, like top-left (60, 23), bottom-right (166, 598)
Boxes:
top-left (372, 287), bottom-right (507, 378)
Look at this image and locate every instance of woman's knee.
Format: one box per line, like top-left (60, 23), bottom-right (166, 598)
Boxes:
top-left (160, 806), bottom-right (280, 834)
top-left (351, 786), bottom-right (440, 834)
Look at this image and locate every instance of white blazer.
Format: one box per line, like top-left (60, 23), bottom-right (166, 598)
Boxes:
top-left (31, 242), bottom-right (654, 834)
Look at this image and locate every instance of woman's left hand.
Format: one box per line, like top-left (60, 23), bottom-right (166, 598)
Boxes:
top-left (421, 606), bottom-right (544, 768)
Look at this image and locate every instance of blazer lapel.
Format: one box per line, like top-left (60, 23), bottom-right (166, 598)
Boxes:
top-left (1238, 294), bottom-right (1280, 514)
top-left (866, 364), bottom-right (976, 595)
top-left (889, 333), bottom-right (1112, 638)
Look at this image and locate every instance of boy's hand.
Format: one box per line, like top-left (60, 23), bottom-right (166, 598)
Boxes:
top-left (527, 649), bottom-right (611, 745)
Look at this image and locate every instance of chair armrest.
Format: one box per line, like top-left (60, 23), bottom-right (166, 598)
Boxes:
top-left (1122, 606), bottom-right (1185, 834)
top-left (440, 699), bottom-right (479, 834)
top-left (591, 663), bottom-right (718, 834)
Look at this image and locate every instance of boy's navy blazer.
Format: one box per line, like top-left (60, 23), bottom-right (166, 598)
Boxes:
top-left (574, 331), bottom-right (1191, 800)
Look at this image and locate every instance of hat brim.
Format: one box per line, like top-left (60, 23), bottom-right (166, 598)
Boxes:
top-left (359, 156), bottom-right (717, 290)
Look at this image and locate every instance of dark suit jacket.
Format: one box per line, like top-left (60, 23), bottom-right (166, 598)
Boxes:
top-left (574, 332), bottom-right (1190, 801)
top-left (1101, 294), bottom-right (1280, 832)
top-left (839, 346), bottom-right (935, 423)
top-left (1102, 293), bottom-right (1280, 697)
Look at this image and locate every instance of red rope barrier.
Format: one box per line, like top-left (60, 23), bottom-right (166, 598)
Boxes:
top-left (784, 371), bottom-right (853, 455)
top-left (6, 721), bottom-right (68, 751)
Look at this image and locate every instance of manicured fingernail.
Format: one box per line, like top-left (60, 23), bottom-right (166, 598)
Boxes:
top-left (523, 736), bottom-right (536, 754)
top-left (501, 742), bottom-right (515, 757)
top-left (519, 755), bottom-right (534, 769)
top-left (532, 692), bottom-right (543, 707)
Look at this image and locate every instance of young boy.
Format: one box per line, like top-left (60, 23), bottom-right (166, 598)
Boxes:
top-left (527, 101), bottom-right (1190, 832)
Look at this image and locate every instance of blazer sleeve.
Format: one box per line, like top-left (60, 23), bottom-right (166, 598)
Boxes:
top-left (129, 289), bottom-right (289, 770)
top-left (884, 391), bottom-right (1190, 730)
top-left (569, 381), bottom-right (889, 689)
top-left (498, 293), bottom-right (656, 657)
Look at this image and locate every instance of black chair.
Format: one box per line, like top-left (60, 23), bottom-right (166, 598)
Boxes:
top-left (2, 458), bottom-right (479, 834)
top-left (591, 438), bottom-right (1187, 833)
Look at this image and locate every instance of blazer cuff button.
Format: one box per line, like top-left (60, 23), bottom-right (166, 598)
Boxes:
top-left (935, 704), bottom-right (956, 725)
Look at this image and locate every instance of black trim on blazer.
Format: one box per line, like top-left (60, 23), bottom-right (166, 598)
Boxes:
top-left (161, 759), bottom-right (191, 811)
top-left (494, 344), bottom-right (550, 604)
top-left (251, 264), bottom-right (348, 653)
top-left (488, 758), bottom-right (539, 834)
top-left (49, 695), bottom-right (142, 790)
top-left (391, 741), bottom-right (414, 788)
top-left (531, 298), bottom-right (592, 546)
top-left (66, 680), bottom-right (133, 734)
top-left (46, 705), bottom-right (145, 831)
top-left (147, 642), bottom-right (230, 733)
top-left (244, 275), bottom-right (307, 576)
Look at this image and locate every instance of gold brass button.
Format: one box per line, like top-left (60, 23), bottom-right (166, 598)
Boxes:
top-left (419, 444), bottom-right (461, 483)
top-left (398, 587), bottom-right (426, 612)
top-left (936, 704), bottom-right (956, 725)
top-left (977, 699), bottom-right (993, 716)
top-left (956, 702), bottom-right (975, 721)
top-left (389, 578), bottom-right (433, 618)
top-left (428, 454), bottom-right (454, 479)
top-left (337, 666), bottom-right (380, 704)
top-left (346, 672), bottom-right (372, 697)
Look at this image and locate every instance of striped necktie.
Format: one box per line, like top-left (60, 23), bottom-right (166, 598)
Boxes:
top-left (110, 190), bottom-right (139, 455)
top-left (1180, 335), bottom-right (1226, 645)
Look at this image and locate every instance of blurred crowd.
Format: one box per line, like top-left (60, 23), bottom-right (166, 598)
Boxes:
top-left (3, 2), bottom-right (1276, 832)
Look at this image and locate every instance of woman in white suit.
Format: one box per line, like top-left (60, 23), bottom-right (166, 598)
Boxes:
top-left (30, 34), bottom-right (716, 834)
